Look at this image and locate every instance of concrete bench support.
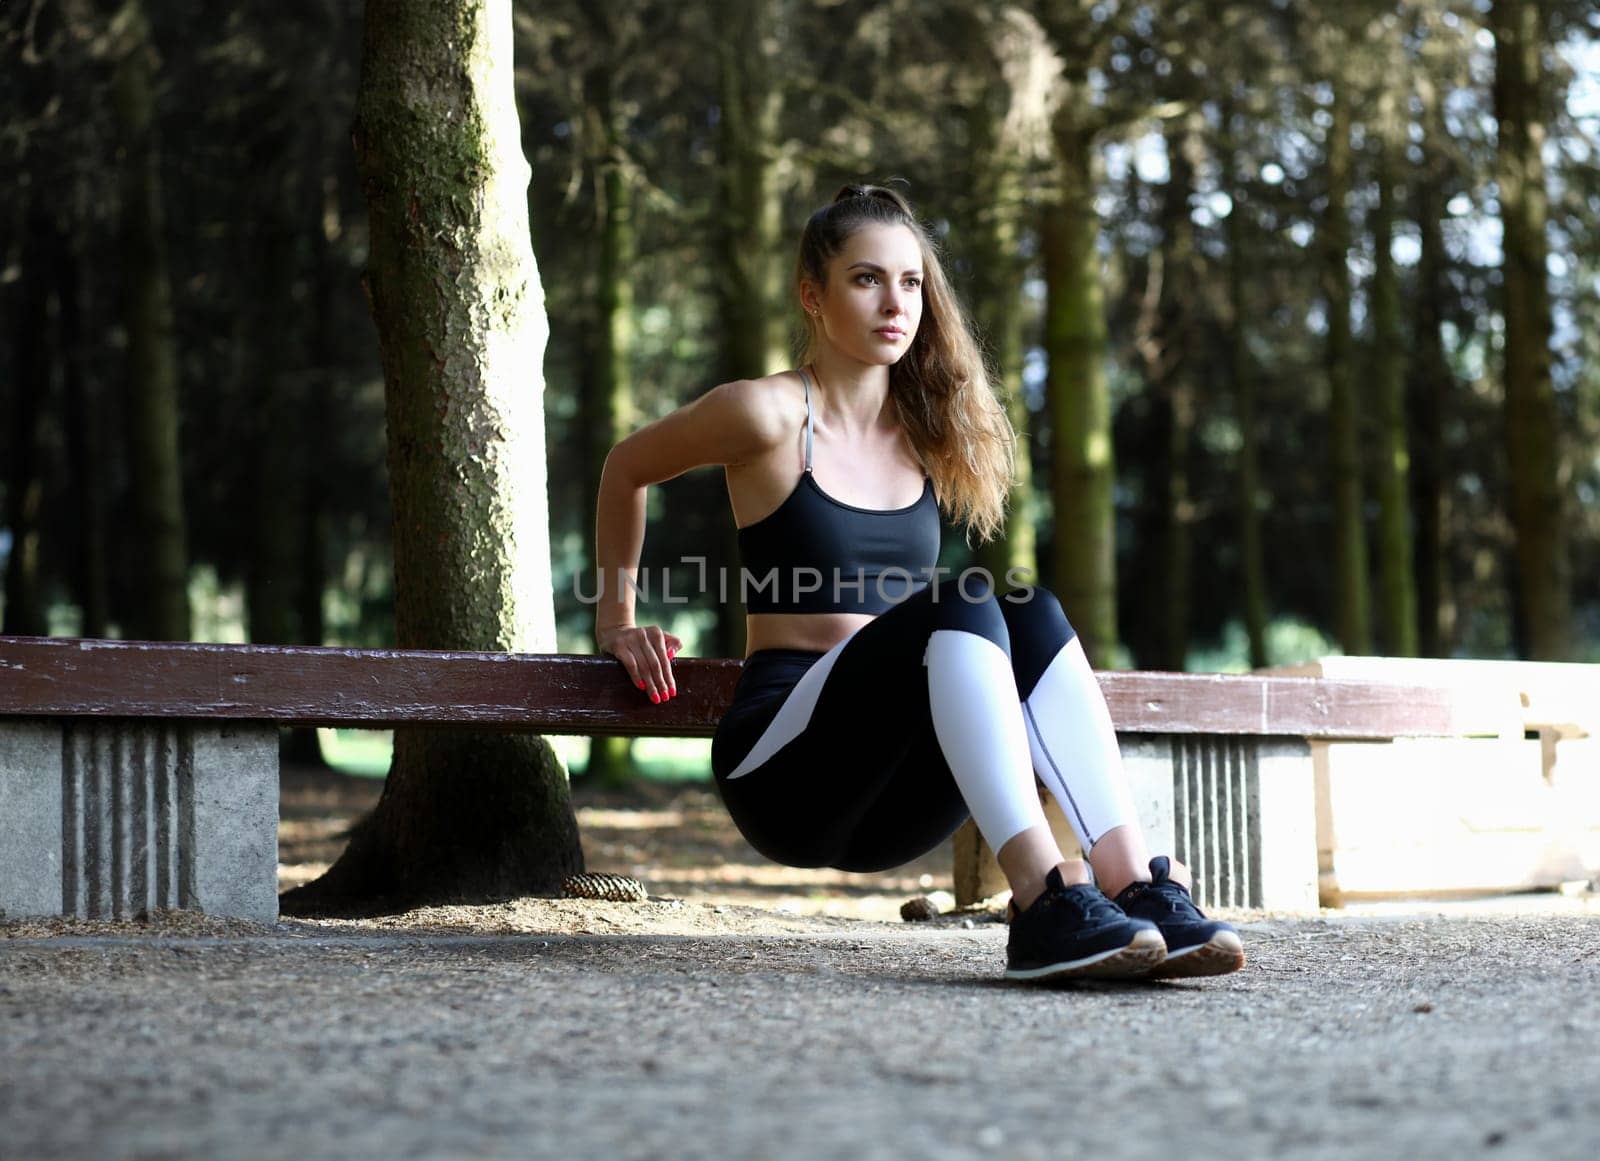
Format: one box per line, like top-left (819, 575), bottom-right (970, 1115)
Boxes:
top-left (0, 719), bottom-right (278, 923)
top-left (954, 734), bottom-right (1319, 912)
top-left (1160, 734), bottom-right (1318, 911)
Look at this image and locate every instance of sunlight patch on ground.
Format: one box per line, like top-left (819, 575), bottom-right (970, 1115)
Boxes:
top-left (574, 808), bottom-right (686, 830)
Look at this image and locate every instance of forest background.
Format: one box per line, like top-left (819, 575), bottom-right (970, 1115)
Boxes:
top-left (3, 0), bottom-right (1599, 781)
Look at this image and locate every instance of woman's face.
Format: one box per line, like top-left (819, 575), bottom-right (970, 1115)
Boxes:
top-left (805, 223), bottom-right (924, 367)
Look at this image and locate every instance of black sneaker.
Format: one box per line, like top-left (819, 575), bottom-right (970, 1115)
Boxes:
top-left (1005, 867), bottom-right (1167, 982)
top-left (1114, 856), bottom-right (1245, 978)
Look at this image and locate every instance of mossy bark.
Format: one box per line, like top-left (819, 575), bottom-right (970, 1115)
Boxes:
top-left (709, 0), bottom-right (783, 660)
top-left (579, 32), bottom-right (636, 787)
top-left (713, 0), bottom-right (784, 386)
top-left (284, 0), bottom-right (582, 912)
top-left (963, 20), bottom-right (1038, 589)
top-left (1491, 0), bottom-right (1570, 659)
top-left (1044, 109), bottom-right (1118, 667)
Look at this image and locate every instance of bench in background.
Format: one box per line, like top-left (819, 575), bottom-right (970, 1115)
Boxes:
top-left (0, 636), bottom-right (1465, 922)
top-left (1272, 656), bottom-right (1600, 904)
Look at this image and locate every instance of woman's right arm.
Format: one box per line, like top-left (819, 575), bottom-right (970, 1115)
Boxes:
top-left (594, 379), bottom-right (788, 701)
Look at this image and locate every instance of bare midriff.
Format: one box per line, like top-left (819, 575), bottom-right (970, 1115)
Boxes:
top-left (743, 612), bottom-right (875, 657)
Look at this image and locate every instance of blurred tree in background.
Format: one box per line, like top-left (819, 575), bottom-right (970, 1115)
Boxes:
top-left (4, 1), bottom-right (1600, 726)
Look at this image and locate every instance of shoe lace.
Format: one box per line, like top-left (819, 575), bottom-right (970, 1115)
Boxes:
top-left (1121, 877), bottom-right (1202, 920)
top-left (1045, 882), bottom-right (1124, 925)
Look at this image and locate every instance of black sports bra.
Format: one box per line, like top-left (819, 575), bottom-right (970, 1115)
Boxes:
top-left (735, 369), bottom-right (941, 615)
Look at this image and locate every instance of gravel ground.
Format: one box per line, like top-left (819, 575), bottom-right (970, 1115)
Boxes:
top-left (3, 904), bottom-right (1597, 1161)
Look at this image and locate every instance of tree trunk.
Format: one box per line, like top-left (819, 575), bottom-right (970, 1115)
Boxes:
top-left (282, 49), bottom-right (351, 770)
top-left (278, 160), bottom-right (332, 769)
top-left (1410, 90), bottom-right (1453, 658)
top-left (1044, 112), bottom-right (1118, 667)
top-left (245, 206), bottom-right (303, 651)
top-left (1491, 0), bottom-right (1570, 659)
top-left (710, 0), bottom-right (783, 659)
top-left (244, 152), bottom-right (325, 767)
top-left (3, 217), bottom-right (53, 638)
top-left (1321, 85), bottom-right (1370, 656)
top-left (1219, 99), bottom-right (1269, 668)
top-left (112, 0), bottom-right (190, 641)
top-left (580, 29), bottom-right (636, 787)
top-left (62, 230), bottom-right (112, 639)
top-left (963, 20), bottom-right (1038, 591)
top-left (284, 0), bottom-right (582, 912)
top-left (713, 0), bottom-right (784, 386)
top-left (1369, 84), bottom-right (1418, 657)
top-left (1138, 112), bottom-right (1203, 671)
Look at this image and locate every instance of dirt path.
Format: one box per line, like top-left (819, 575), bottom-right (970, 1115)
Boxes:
top-left (3, 909), bottom-right (1597, 1161)
top-left (277, 766), bottom-right (962, 925)
top-left (4, 768), bottom-right (1598, 1160)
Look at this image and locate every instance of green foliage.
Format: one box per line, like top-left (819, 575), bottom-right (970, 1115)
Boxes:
top-left (1188, 618), bottom-right (1343, 675)
top-left (2, 0), bottom-right (1599, 665)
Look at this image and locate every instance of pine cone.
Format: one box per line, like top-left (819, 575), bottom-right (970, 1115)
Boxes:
top-left (562, 872), bottom-right (647, 903)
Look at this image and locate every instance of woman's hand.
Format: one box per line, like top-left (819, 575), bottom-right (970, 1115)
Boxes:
top-left (596, 624), bottom-right (684, 703)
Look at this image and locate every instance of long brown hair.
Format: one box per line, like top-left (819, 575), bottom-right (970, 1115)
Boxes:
top-left (796, 184), bottom-right (1014, 543)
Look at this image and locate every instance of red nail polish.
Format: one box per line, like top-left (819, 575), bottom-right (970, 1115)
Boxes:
top-left (636, 681), bottom-right (646, 690)
top-left (650, 691), bottom-right (661, 704)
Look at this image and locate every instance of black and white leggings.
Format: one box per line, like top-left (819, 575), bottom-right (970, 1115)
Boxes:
top-left (709, 579), bottom-right (1138, 873)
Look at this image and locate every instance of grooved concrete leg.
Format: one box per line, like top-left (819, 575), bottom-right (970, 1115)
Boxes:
top-left (1166, 733), bottom-right (1317, 911)
top-left (951, 733), bottom-right (1319, 912)
top-left (0, 719), bottom-right (279, 923)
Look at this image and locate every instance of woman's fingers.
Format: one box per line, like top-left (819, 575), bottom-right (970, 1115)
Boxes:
top-left (601, 630), bottom-right (654, 699)
top-left (644, 626), bottom-right (677, 701)
top-left (610, 641), bottom-right (648, 695)
top-left (602, 626), bottom-right (679, 703)
top-left (634, 639), bottom-right (668, 702)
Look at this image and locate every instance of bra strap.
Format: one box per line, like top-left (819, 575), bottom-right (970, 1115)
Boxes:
top-left (798, 367), bottom-right (815, 473)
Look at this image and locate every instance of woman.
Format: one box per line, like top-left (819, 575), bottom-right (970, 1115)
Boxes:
top-left (593, 185), bottom-right (1243, 982)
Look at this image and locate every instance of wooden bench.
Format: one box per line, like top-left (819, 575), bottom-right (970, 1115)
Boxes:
top-left (1274, 656), bottom-right (1600, 902)
top-left (0, 635), bottom-right (1465, 922)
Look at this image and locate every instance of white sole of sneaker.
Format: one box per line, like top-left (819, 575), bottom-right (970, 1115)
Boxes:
top-left (1148, 930), bottom-right (1246, 979)
top-left (1006, 929), bottom-right (1168, 983)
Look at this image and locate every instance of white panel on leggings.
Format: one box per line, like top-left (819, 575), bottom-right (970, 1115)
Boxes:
top-left (724, 632), bottom-right (858, 780)
top-left (924, 629), bottom-right (1046, 853)
top-left (1022, 636), bottom-right (1137, 851)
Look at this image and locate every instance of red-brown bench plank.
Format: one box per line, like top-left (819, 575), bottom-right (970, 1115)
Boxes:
top-left (0, 636), bottom-right (1462, 740)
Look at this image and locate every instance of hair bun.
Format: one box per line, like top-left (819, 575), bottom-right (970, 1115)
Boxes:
top-left (832, 183), bottom-right (912, 214)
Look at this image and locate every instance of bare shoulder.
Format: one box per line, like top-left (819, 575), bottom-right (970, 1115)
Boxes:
top-left (705, 371), bottom-right (805, 454)
top-left (606, 370), bottom-right (805, 486)
top-left (719, 372), bottom-right (808, 525)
